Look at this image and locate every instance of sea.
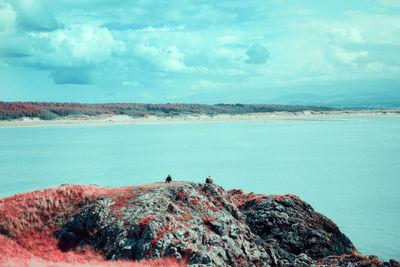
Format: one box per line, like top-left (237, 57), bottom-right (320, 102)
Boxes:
top-left (0, 117), bottom-right (399, 261)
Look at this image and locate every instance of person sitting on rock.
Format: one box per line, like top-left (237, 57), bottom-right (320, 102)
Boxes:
top-left (205, 175), bottom-right (213, 184)
top-left (165, 174), bottom-right (172, 183)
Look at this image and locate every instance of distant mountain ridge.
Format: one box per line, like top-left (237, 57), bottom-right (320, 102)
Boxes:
top-left (266, 89), bottom-right (400, 109)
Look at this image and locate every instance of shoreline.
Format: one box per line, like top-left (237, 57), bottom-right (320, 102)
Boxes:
top-left (1, 109), bottom-right (400, 128)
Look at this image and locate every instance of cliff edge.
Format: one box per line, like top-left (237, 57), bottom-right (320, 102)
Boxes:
top-left (0, 182), bottom-right (398, 267)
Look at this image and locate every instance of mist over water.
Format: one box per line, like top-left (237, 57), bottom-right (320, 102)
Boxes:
top-left (1, 118), bottom-right (399, 260)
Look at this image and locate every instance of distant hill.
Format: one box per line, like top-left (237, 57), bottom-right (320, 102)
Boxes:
top-left (266, 89), bottom-right (400, 109)
top-left (0, 102), bottom-right (337, 121)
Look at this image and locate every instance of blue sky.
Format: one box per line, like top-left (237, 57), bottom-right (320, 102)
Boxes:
top-left (0, 0), bottom-right (399, 104)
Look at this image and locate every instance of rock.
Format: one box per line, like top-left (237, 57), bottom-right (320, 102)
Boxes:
top-left (237, 193), bottom-right (357, 261)
top-left (1, 182), bottom-right (398, 266)
top-left (54, 183), bottom-right (271, 266)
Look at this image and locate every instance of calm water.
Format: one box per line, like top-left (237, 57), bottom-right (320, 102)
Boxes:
top-left (0, 118), bottom-right (399, 260)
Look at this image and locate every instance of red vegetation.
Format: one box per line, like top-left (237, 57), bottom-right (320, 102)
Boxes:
top-left (151, 234), bottom-right (164, 245)
top-left (212, 195), bottom-right (223, 206)
top-left (0, 185), bottom-right (99, 244)
top-left (203, 217), bottom-right (216, 224)
top-left (0, 101), bottom-right (336, 120)
top-left (316, 262), bottom-right (339, 266)
top-left (1, 183), bottom-right (379, 267)
top-left (0, 102), bottom-right (44, 120)
top-left (0, 185), bottom-right (186, 267)
top-left (138, 216), bottom-right (155, 236)
top-left (178, 191), bottom-right (184, 200)
top-left (227, 189), bottom-right (301, 210)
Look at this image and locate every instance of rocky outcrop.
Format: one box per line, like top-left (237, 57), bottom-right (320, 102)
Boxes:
top-left (0, 182), bottom-right (398, 267)
top-left (56, 183), bottom-right (270, 266)
top-left (237, 192), bottom-right (356, 262)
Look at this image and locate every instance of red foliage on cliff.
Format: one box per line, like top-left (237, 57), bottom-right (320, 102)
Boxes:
top-left (0, 185), bottom-right (185, 267)
top-left (2, 182), bottom-right (392, 266)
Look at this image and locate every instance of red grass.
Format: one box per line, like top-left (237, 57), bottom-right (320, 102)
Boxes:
top-left (0, 185), bottom-right (100, 242)
top-left (0, 185), bottom-right (186, 267)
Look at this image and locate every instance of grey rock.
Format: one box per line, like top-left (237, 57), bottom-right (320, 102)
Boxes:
top-left (47, 182), bottom-right (397, 266)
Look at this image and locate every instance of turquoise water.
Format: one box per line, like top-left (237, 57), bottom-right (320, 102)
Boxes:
top-left (0, 118), bottom-right (399, 260)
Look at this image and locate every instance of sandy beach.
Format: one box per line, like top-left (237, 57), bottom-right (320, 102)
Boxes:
top-left (1, 110), bottom-right (400, 128)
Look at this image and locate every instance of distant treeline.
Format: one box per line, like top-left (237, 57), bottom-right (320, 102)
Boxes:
top-left (0, 102), bottom-right (337, 120)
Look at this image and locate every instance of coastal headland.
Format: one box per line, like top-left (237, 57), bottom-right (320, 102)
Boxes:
top-left (0, 182), bottom-right (398, 266)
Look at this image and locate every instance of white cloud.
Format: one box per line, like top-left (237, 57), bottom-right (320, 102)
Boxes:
top-left (0, 2), bottom-right (16, 36)
top-left (135, 44), bottom-right (186, 72)
top-left (40, 25), bottom-right (124, 67)
top-left (0, 23), bottom-right (124, 78)
top-left (219, 35), bottom-right (240, 44)
top-left (122, 80), bottom-right (140, 87)
top-left (379, 0), bottom-right (400, 7)
top-left (1, 0), bottom-right (400, 98)
top-left (255, 11), bottom-right (400, 85)
top-left (9, 0), bottom-right (61, 32)
top-left (366, 62), bottom-right (385, 72)
top-left (329, 27), bottom-right (364, 43)
top-left (137, 25), bottom-right (185, 32)
top-left (331, 47), bottom-right (368, 64)
top-left (198, 80), bottom-right (223, 88)
top-left (6, 24), bottom-right (125, 84)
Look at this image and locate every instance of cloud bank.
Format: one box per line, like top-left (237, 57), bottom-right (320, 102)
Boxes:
top-left (0, 0), bottom-right (399, 102)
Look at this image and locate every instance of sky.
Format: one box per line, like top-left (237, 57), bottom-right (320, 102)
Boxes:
top-left (0, 0), bottom-right (399, 104)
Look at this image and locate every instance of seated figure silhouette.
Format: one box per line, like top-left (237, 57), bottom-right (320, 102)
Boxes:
top-left (205, 176), bottom-right (213, 184)
top-left (165, 174), bottom-right (172, 183)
